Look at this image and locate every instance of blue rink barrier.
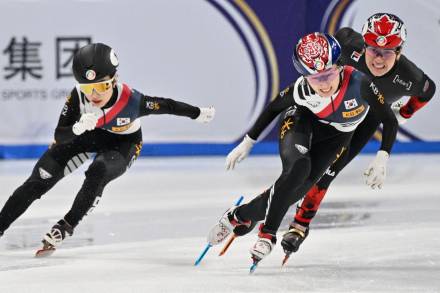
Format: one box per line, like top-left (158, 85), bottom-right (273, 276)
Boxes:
top-left (1, 141), bottom-right (440, 159)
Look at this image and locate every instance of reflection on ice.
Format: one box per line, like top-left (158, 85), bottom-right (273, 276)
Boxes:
top-left (0, 155), bottom-right (439, 292)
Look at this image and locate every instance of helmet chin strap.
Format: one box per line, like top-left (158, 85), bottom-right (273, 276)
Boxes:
top-left (336, 68), bottom-right (344, 92)
top-left (329, 69), bottom-right (344, 114)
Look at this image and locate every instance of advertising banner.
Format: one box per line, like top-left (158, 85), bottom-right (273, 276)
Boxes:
top-left (0, 0), bottom-right (438, 158)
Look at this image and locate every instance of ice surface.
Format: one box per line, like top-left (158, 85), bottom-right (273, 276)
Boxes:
top-left (0, 155), bottom-right (439, 292)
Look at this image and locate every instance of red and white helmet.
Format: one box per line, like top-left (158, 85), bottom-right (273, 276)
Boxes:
top-left (362, 13), bottom-right (406, 49)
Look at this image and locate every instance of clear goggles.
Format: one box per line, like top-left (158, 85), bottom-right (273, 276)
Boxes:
top-left (365, 46), bottom-right (398, 60)
top-left (79, 77), bottom-right (115, 95)
top-left (305, 66), bottom-right (341, 84)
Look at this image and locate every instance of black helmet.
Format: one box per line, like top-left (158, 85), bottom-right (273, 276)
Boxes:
top-left (72, 43), bottom-right (119, 83)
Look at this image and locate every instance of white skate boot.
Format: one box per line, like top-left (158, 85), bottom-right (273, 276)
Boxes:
top-left (36, 219), bottom-right (73, 257)
top-left (207, 206), bottom-right (252, 245)
top-left (249, 225), bottom-right (276, 273)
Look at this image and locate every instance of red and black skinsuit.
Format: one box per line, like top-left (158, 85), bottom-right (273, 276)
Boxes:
top-left (293, 27), bottom-right (436, 229)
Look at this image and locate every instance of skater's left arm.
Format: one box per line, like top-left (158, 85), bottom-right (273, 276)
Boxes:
top-left (361, 80), bottom-right (398, 189)
top-left (226, 86), bottom-right (295, 170)
top-left (139, 94), bottom-right (215, 123)
top-left (362, 80), bottom-right (398, 154)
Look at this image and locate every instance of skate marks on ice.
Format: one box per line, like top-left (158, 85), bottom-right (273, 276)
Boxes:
top-left (0, 206), bottom-right (217, 253)
top-left (280, 200), bottom-right (376, 231)
top-left (0, 251), bottom-right (72, 272)
top-left (0, 156), bottom-right (440, 292)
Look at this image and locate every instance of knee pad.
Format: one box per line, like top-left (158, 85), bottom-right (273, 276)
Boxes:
top-left (85, 159), bottom-right (108, 179)
top-left (85, 151), bottom-right (125, 182)
top-left (283, 156), bottom-right (311, 184)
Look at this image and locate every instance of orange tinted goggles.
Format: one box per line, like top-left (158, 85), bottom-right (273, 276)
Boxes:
top-left (79, 77), bottom-right (114, 95)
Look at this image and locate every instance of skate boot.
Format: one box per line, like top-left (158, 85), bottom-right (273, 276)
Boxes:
top-left (36, 219), bottom-right (73, 257)
top-left (281, 222), bottom-right (309, 255)
top-left (249, 225), bottom-right (276, 273)
top-left (207, 206), bottom-right (253, 245)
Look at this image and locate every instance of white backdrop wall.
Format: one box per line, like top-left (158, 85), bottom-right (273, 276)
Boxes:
top-left (0, 0), bottom-right (270, 145)
top-left (0, 0), bottom-right (439, 157)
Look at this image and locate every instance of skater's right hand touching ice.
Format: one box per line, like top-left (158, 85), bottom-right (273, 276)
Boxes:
top-left (72, 113), bottom-right (99, 135)
top-left (226, 135), bottom-right (256, 170)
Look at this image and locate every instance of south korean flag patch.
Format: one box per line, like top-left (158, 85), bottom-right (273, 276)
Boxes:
top-left (117, 117), bottom-right (131, 126)
top-left (344, 99), bottom-right (358, 110)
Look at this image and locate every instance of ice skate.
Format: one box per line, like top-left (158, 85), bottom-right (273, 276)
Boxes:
top-left (35, 219), bottom-right (73, 257)
top-left (195, 196), bottom-right (244, 265)
top-left (281, 223), bottom-right (309, 265)
top-left (207, 206), bottom-right (252, 246)
top-left (249, 227), bottom-right (276, 273)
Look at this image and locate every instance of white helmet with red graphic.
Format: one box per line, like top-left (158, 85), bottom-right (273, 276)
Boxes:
top-left (362, 13), bottom-right (406, 49)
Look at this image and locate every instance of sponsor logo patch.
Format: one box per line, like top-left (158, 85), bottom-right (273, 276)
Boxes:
top-left (369, 82), bottom-right (385, 104)
top-left (295, 144), bottom-right (308, 154)
top-left (284, 106), bottom-right (297, 118)
top-left (342, 105), bottom-right (366, 118)
top-left (325, 168), bottom-right (336, 177)
top-left (111, 124), bottom-right (132, 132)
top-left (146, 101), bottom-right (160, 110)
top-left (350, 51), bottom-right (362, 62)
top-left (39, 167), bottom-right (52, 179)
top-left (376, 35), bottom-right (387, 47)
top-left (279, 87), bottom-right (290, 97)
top-left (393, 74), bottom-right (413, 91)
top-left (85, 69), bottom-right (96, 81)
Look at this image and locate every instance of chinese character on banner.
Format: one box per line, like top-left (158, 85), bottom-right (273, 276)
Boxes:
top-left (56, 37), bottom-right (91, 79)
top-left (3, 37), bottom-right (43, 80)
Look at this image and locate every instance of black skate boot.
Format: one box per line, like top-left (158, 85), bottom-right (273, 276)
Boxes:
top-left (281, 223), bottom-right (309, 265)
top-left (36, 219), bottom-right (74, 257)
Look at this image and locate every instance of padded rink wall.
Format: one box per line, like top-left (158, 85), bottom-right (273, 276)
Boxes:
top-left (0, 0), bottom-right (439, 158)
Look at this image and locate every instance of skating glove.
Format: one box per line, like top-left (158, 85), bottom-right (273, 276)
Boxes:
top-left (195, 106), bottom-right (215, 123)
top-left (363, 150), bottom-right (389, 189)
top-left (391, 100), bottom-right (408, 125)
top-left (72, 113), bottom-right (99, 135)
top-left (226, 135), bottom-right (256, 170)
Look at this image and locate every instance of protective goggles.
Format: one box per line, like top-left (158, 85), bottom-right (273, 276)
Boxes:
top-left (79, 77), bottom-right (115, 95)
top-left (365, 46), bottom-right (398, 60)
top-left (305, 66), bottom-right (341, 84)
